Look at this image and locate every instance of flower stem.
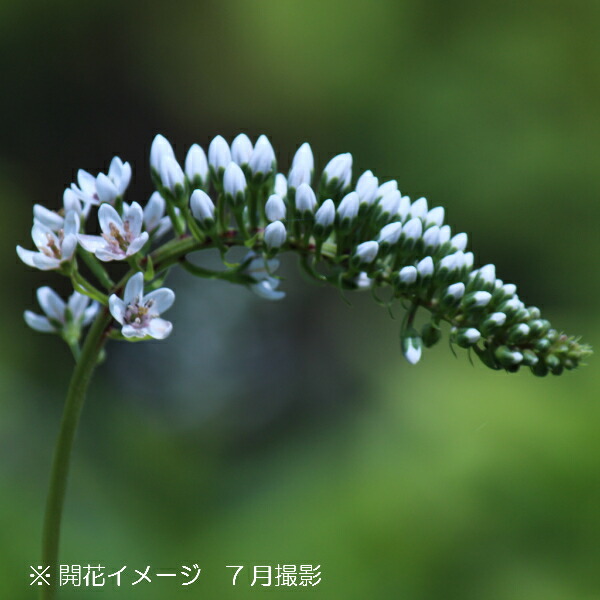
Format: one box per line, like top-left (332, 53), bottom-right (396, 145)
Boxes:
top-left (40, 307), bottom-right (112, 600)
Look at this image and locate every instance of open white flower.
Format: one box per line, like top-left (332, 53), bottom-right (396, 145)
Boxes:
top-left (243, 251), bottom-right (285, 301)
top-left (78, 203), bottom-right (149, 261)
top-left (24, 287), bottom-right (98, 333)
top-left (17, 211), bottom-right (79, 270)
top-left (109, 272), bottom-right (175, 339)
top-left (70, 157), bottom-right (131, 209)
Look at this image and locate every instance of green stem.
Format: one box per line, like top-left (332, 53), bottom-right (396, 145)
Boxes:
top-left (40, 308), bottom-right (112, 600)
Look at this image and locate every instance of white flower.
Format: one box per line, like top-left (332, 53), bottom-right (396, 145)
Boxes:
top-left (409, 197), bottom-right (428, 220)
top-left (243, 252), bottom-right (285, 301)
top-left (150, 134), bottom-right (175, 172)
top-left (185, 144), bottom-right (209, 185)
top-left (208, 135), bottom-right (231, 172)
top-left (78, 203), bottom-right (149, 262)
top-left (378, 222), bottom-right (403, 245)
top-left (337, 191), bottom-right (359, 221)
top-left (378, 180), bottom-right (398, 196)
top-left (223, 162), bottom-right (247, 202)
top-left (249, 135), bottom-right (275, 175)
top-left (17, 210), bottom-right (79, 270)
top-left (466, 291), bottom-right (492, 308)
top-left (143, 192), bottom-right (171, 237)
top-left (315, 199), bottom-right (335, 228)
top-left (323, 153), bottom-right (352, 189)
top-left (231, 133), bottom-right (253, 166)
top-left (295, 183), bottom-right (317, 213)
top-left (265, 194), bottom-right (286, 222)
top-left (353, 241), bottom-right (379, 264)
top-left (24, 287), bottom-right (98, 333)
top-left (63, 188), bottom-right (86, 218)
top-left (70, 169), bottom-right (100, 209)
top-left (291, 142), bottom-right (314, 173)
top-left (356, 170), bottom-right (379, 206)
top-left (487, 312), bottom-right (507, 326)
top-left (274, 173), bottom-right (288, 197)
top-left (159, 155), bottom-right (185, 193)
top-left (264, 221), bottom-right (287, 250)
top-left (503, 283), bottom-right (517, 296)
top-left (190, 189), bottom-right (215, 223)
top-left (109, 272), bottom-right (174, 340)
top-left (107, 156), bottom-right (132, 197)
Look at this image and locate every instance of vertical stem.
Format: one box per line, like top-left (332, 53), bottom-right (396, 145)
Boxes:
top-left (40, 308), bottom-right (112, 600)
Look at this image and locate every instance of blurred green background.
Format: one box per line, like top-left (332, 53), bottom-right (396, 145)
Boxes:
top-left (2, 0), bottom-right (599, 598)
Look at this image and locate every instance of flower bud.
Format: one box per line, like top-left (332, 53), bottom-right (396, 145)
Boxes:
top-left (422, 322), bottom-right (442, 347)
top-left (422, 225), bottom-right (440, 251)
top-left (274, 173), bottom-right (288, 197)
top-left (231, 133), bottom-right (253, 166)
top-left (440, 282), bottom-right (465, 307)
top-left (437, 225), bottom-right (450, 244)
top-left (425, 206), bottom-right (444, 227)
top-left (454, 327), bottom-right (481, 348)
top-left (396, 266), bottom-right (417, 290)
top-left (337, 191), bottom-right (359, 223)
top-left (409, 197), bottom-right (428, 220)
top-left (352, 241), bottom-right (379, 265)
top-left (150, 134), bottom-right (175, 172)
top-left (264, 220), bottom-right (287, 250)
top-left (291, 142), bottom-right (314, 173)
top-left (288, 163), bottom-right (312, 189)
top-left (521, 349), bottom-right (539, 367)
top-left (208, 135), bottom-right (231, 174)
top-left (265, 194), bottom-right (286, 222)
top-left (185, 144), bottom-right (209, 188)
top-left (401, 327), bottom-right (422, 365)
top-left (356, 170), bottom-right (379, 206)
top-left (159, 156), bottom-right (185, 194)
top-left (495, 346), bottom-right (523, 367)
top-left (529, 319), bottom-right (550, 337)
top-left (323, 153), bottom-right (352, 191)
top-left (223, 162), bottom-right (247, 205)
top-left (378, 180), bottom-right (398, 197)
top-left (417, 256), bottom-right (434, 280)
top-left (451, 232), bottom-right (468, 251)
top-left (480, 311), bottom-right (506, 335)
top-left (378, 190), bottom-right (401, 218)
top-left (463, 291), bottom-right (492, 309)
top-left (507, 323), bottom-right (530, 343)
top-left (315, 199), bottom-right (335, 229)
top-left (249, 134), bottom-right (276, 176)
top-left (190, 189), bottom-right (215, 225)
top-left (398, 195), bottom-right (411, 222)
top-left (378, 222), bottom-right (403, 247)
top-left (295, 183), bottom-right (317, 213)
top-left (400, 217), bottom-right (422, 248)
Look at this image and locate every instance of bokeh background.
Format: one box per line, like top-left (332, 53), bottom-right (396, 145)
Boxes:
top-left (2, 1), bottom-right (599, 598)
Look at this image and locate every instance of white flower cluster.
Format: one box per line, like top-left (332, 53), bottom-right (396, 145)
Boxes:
top-left (18, 133), bottom-right (590, 374)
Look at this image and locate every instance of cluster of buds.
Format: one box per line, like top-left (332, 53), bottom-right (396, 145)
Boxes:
top-left (18, 133), bottom-right (591, 375)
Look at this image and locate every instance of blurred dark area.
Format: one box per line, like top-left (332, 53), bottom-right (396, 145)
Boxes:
top-left (1, 1), bottom-right (599, 598)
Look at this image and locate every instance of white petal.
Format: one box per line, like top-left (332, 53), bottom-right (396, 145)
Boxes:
top-left (148, 318), bottom-right (173, 340)
top-left (37, 286), bottom-right (66, 321)
top-left (24, 311), bottom-right (55, 333)
top-left (144, 288), bottom-right (175, 314)
top-left (144, 192), bottom-right (165, 231)
top-left (122, 324), bottom-right (147, 338)
top-left (125, 202), bottom-right (144, 237)
top-left (77, 234), bottom-right (106, 253)
top-left (95, 247), bottom-right (122, 262)
top-left (32, 254), bottom-right (62, 270)
top-left (96, 173), bottom-right (119, 204)
top-left (82, 302), bottom-right (99, 326)
top-left (124, 272), bottom-right (144, 305)
top-left (16, 246), bottom-right (37, 268)
top-left (98, 203), bottom-right (123, 234)
top-left (68, 292), bottom-right (89, 321)
top-left (150, 134), bottom-right (175, 172)
top-left (109, 294), bottom-right (126, 324)
top-left (33, 205), bottom-right (63, 230)
top-left (126, 232), bottom-right (149, 256)
top-left (60, 234), bottom-right (78, 261)
top-left (251, 280), bottom-right (286, 301)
